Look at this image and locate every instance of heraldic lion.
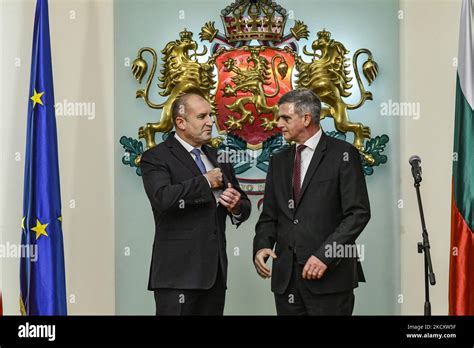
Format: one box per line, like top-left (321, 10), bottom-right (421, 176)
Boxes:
top-left (131, 29), bottom-right (215, 148)
top-left (296, 30), bottom-right (378, 164)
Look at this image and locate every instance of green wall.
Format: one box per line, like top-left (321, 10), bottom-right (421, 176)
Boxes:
top-left (114, 0), bottom-right (401, 315)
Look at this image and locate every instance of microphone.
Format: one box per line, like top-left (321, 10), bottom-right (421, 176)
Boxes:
top-left (409, 155), bottom-right (422, 183)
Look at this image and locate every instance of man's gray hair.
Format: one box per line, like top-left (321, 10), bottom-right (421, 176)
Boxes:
top-left (278, 89), bottom-right (322, 125)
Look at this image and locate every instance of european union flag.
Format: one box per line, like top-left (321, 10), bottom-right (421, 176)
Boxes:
top-left (20, 0), bottom-right (67, 315)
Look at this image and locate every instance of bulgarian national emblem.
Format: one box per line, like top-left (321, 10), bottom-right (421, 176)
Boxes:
top-left (121, 0), bottom-right (389, 195)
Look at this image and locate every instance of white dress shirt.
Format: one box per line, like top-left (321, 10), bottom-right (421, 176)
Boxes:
top-left (296, 129), bottom-right (322, 188)
top-left (174, 133), bottom-right (242, 221)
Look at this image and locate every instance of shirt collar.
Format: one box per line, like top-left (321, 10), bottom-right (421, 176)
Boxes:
top-left (174, 132), bottom-right (201, 153)
top-left (299, 128), bottom-right (322, 151)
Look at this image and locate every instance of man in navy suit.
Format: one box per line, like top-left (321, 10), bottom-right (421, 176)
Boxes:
top-left (254, 89), bottom-right (370, 315)
top-left (141, 93), bottom-right (251, 315)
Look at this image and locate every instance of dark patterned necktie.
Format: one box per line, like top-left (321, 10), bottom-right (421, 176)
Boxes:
top-left (292, 144), bottom-right (307, 204)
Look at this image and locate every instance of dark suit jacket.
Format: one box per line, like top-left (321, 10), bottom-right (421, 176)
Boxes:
top-left (141, 133), bottom-right (251, 290)
top-left (254, 132), bottom-right (370, 295)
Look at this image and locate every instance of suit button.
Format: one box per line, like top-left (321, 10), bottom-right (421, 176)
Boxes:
top-left (288, 246), bottom-right (293, 251)
top-left (293, 219), bottom-right (299, 225)
top-left (213, 230), bottom-right (217, 235)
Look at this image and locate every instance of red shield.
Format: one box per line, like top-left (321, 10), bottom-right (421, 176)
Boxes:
top-left (214, 47), bottom-right (295, 149)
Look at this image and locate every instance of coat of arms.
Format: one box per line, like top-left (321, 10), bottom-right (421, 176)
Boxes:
top-left (121, 0), bottom-right (389, 193)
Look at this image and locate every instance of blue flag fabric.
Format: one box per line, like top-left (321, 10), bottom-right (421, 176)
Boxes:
top-left (20, 0), bottom-right (67, 316)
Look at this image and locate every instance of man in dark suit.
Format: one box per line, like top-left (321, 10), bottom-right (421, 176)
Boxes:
top-left (253, 89), bottom-right (370, 315)
top-left (141, 93), bottom-right (251, 315)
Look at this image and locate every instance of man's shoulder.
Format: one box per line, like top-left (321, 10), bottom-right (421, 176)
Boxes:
top-left (270, 145), bottom-right (293, 163)
top-left (325, 134), bottom-right (358, 154)
top-left (141, 142), bottom-right (169, 162)
top-left (203, 144), bottom-right (218, 156)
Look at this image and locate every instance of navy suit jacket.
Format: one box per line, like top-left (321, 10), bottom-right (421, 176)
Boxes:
top-left (141, 133), bottom-right (251, 290)
top-left (254, 132), bottom-right (370, 295)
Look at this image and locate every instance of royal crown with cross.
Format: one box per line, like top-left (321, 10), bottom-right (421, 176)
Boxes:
top-left (221, 0), bottom-right (288, 42)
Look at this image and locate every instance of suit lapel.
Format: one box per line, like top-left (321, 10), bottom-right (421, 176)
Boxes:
top-left (296, 132), bottom-right (328, 208)
top-left (201, 145), bottom-right (219, 169)
top-left (166, 133), bottom-right (202, 177)
top-left (283, 145), bottom-right (296, 205)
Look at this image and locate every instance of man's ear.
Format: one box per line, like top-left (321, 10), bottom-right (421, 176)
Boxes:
top-left (304, 113), bottom-right (312, 127)
top-left (175, 116), bottom-right (186, 131)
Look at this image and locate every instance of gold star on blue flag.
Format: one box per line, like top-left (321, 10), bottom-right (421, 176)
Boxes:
top-left (20, 0), bottom-right (67, 316)
top-left (31, 219), bottom-right (49, 240)
top-left (30, 89), bottom-right (44, 108)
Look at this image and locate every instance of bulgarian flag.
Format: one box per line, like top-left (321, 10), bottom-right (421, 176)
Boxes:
top-left (449, 0), bottom-right (474, 316)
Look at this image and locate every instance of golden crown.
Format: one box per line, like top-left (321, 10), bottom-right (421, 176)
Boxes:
top-left (221, 0), bottom-right (288, 43)
top-left (317, 29), bottom-right (331, 42)
top-left (179, 29), bottom-right (193, 40)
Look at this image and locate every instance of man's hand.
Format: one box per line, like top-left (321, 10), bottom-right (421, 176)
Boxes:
top-left (219, 183), bottom-right (241, 214)
top-left (302, 255), bottom-right (328, 280)
top-left (204, 168), bottom-right (223, 189)
top-left (254, 248), bottom-right (277, 279)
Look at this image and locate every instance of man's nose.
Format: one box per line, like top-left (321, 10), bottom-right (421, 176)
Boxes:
top-left (277, 118), bottom-right (284, 129)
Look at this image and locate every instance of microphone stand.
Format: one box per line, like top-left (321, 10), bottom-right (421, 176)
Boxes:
top-left (412, 170), bottom-right (436, 316)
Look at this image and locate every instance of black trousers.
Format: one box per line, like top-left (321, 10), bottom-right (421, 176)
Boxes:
top-left (154, 264), bottom-right (226, 315)
top-left (274, 257), bottom-right (355, 316)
